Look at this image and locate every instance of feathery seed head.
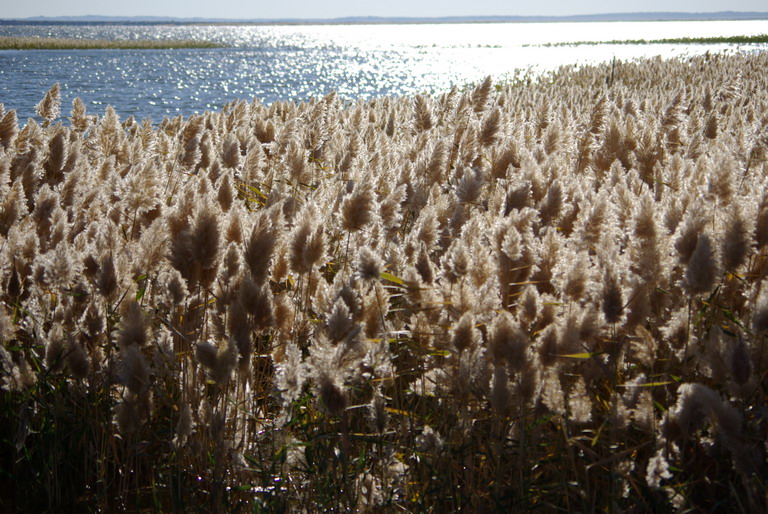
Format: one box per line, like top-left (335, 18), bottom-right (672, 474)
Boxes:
top-left (237, 276), bottom-right (274, 331)
top-left (70, 97), bottom-right (91, 133)
top-left (35, 83), bottom-right (61, 126)
top-left (317, 372), bottom-right (347, 417)
top-left (490, 311), bottom-right (528, 371)
top-left (755, 189), bottom-right (768, 249)
top-left (479, 107), bottom-right (502, 147)
top-left (66, 339), bottom-right (90, 380)
top-left (45, 324), bottom-right (68, 373)
top-left (471, 76), bottom-right (493, 114)
top-left (568, 377), bottom-right (592, 423)
top-left (361, 395), bottom-right (387, 441)
top-left (441, 240), bottom-right (470, 284)
top-left (721, 206), bottom-right (751, 272)
top-left (244, 211), bottom-right (277, 283)
top-left (490, 365), bottom-right (512, 416)
top-left (173, 403), bottom-right (194, 448)
top-left (195, 340), bottom-right (218, 371)
top-left (221, 133), bottom-right (241, 169)
top-left (0, 109), bottom-right (18, 150)
top-left (497, 220), bottom-right (522, 262)
top-left (602, 266), bottom-right (624, 324)
top-left (455, 167), bottom-right (485, 205)
top-left (730, 334), bottom-right (751, 386)
top-left (191, 207), bottom-right (220, 280)
top-left (415, 242), bottom-right (434, 284)
top-left (326, 298), bottom-right (354, 343)
top-left (81, 301), bottom-right (104, 340)
top-left (356, 246), bottom-right (383, 283)
top-left (288, 203), bottom-right (325, 275)
top-left (119, 344), bottom-right (150, 395)
top-left (94, 254), bottom-right (118, 299)
top-left (518, 286), bottom-right (540, 328)
top-left (451, 312), bottom-right (479, 355)
top-left (751, 284), bottom-right (768, 334)
top-left (341, 180), bottom-right (376, 232)
top-left (212, 338), bottom-right (239, 386)
top-left (117, 301), bottom-right (149, 349)
top-left (274, 341), bottom-right (305, 410)
top-left (413, 95), bottom-right (433, 132)
top-left (633, 194), bottom-right (657, 241)
top-left (682, 232), bottom-right (719, 296)
top-left (646, 450), bottom-right (672, 489)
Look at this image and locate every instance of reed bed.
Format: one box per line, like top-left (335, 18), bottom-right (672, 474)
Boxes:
top-left (1, 51), bottom-right (768, 512)
top-left (0, 36), bottom-right (222, 50)
top-left (535, 33), bottom-right (768, 46)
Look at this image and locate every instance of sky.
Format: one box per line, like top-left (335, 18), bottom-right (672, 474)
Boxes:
top-left (3, 0), bottom-right (768, 20)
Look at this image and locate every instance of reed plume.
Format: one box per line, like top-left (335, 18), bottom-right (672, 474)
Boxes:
top-left (413, 95), bottom-right (433, 132)
top-left (341, 180), bottom-right (375, 232)
top-left (471, 76), bottom-right (493, 114)
top-left (721, 206), bottom-right (751, 273)
top-left (575, 96), bottom-right (607, 173)
top-left (479, 107), bottom-right (502, 147)
top-left (288, 203), bottom-right (325, 275)
top-left (3, 51), bottom-right (768, 513)
top-left (221, 133), bottom-right (240, 169)
top-left (0, 109), bottom-right (18, 150)
top-left (682, 232), bottom-right (719, 296)
top-left (243, 211), bottom-right (277, 283)
top-left (35, 83), bottom-right (61, 127)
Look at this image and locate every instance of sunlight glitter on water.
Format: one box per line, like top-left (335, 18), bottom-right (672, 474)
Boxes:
top-left (0, 20), bottom-right (766, 120)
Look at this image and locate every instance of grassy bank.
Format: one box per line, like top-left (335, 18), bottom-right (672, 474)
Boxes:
top-left (532, 33), bottom-right (768, 47)
top-left (0, 35), bottom-right (223, 49)
top-left (1, 51), bottom-right (768, 512)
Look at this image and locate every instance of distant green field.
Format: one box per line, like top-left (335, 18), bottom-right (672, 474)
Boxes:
top-left (0, 36), bottom-right (223, 50)
top-left (532, 33), bottom-right (768, 47)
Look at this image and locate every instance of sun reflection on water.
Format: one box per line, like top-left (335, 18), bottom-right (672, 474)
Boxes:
top-left (0, 21), bottom-right (765, 120)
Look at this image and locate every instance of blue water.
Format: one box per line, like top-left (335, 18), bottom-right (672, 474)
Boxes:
top-left (0, 21), bottom-right (766, 121)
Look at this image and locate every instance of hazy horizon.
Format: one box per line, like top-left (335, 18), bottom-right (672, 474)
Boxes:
top-left (4, 0), bottom-right (768, 21)
top-left (6, 12), bottom-right (768, 23)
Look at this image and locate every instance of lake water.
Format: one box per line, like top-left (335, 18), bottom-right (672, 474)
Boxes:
top-left (0, 20), bottom-right (766, 121)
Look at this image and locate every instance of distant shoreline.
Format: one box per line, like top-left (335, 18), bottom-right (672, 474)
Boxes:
top-left (3, 33), bottom-right (765, 51)
top-left (0, 36), bottom-right (222, 50)
top-left (2, 11), bottom-right (768, 26)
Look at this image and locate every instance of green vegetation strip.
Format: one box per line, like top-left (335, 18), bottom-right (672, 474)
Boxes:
top-left (530, 33), bottom-right (768, 47)
top-left (0, 36), bottom-right (223, 50)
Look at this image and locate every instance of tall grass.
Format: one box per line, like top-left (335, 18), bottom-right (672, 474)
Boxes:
top-left (1, 50), bottom-right (768, 512)
top-left (533, 33), bottom-right (768, 46)
top-left (0, 36), bottom-right (223, 50)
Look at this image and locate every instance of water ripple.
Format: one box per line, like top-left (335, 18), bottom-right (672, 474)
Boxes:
top-left (0, 21), bottom-right (765, 121)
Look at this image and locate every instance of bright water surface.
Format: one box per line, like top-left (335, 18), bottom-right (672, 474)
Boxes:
top-left (0, 20), bottom-right (766, 121)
